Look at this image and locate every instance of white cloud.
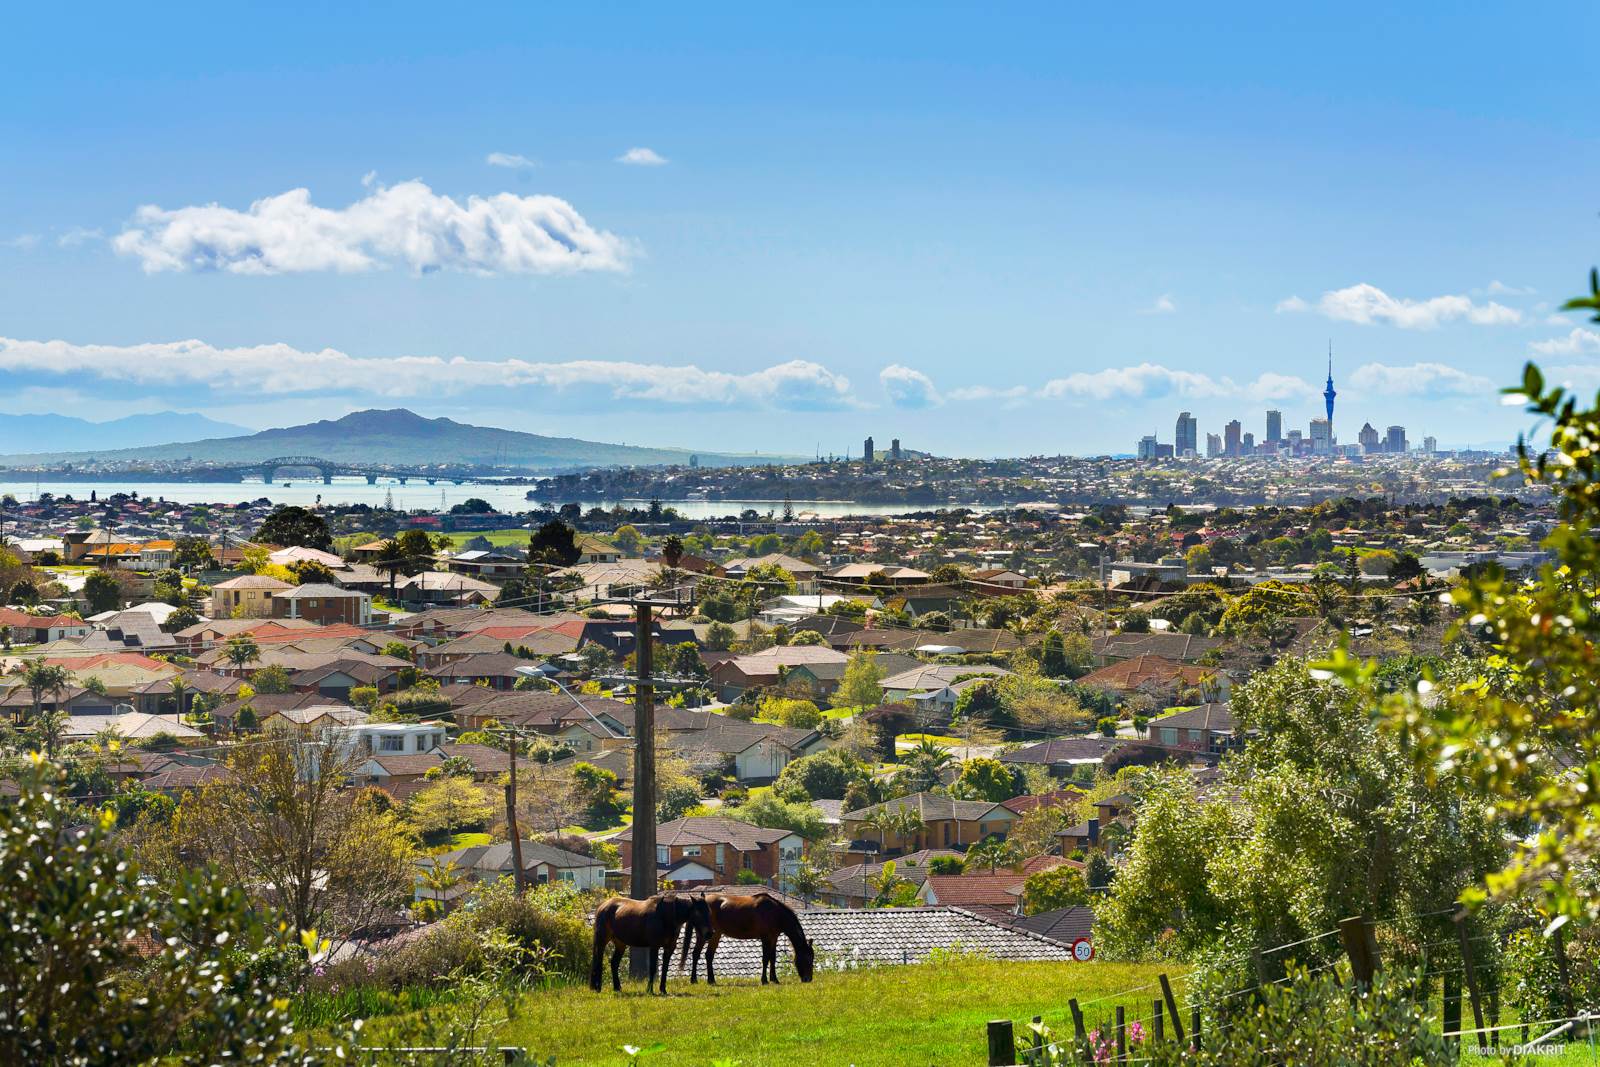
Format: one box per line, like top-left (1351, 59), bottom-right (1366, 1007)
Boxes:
top-left (947, 384), bottom-right (1030, 403)
top-left (0, 336), bottom-right (854, 410)
top-left (1041, 363), bottom-right (1231, 402)
top-left (486, 152), bottom-right (538, 170)
top-left (1245, 373), bottom-right (1315, 401)
top-left (1529, 328), bottom-right (1600, 357)
top-left (1282, 283), bottom-right (1522, 329)
top-left (1486, 280), bottom-right (1536, 297)
top-left (617, 147), bottom-right (668, 166)
top-left (57, 227), bottom-right (103, 248)
top-left (111, 179), bottom-right (631, 276)
top-left (3, 234), bottom-right (40, 250)
top-left (879, 364), bottom-right (942, 408)
top-left (1347, 361), bottom-right (1495, 397)
top-left (1139, 294), bottom-right (1177, 315)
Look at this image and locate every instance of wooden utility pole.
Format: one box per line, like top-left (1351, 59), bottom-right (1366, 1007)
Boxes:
top-left (504, 729), bottom-right (525, 894)
top-left (1456, 912), bottom-right (1487, 1041)
top-left (628, 598), bottom-right (657, 979)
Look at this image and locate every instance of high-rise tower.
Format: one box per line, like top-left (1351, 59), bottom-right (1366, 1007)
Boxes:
top-left (1323, 342), bottom-right (1337, 425)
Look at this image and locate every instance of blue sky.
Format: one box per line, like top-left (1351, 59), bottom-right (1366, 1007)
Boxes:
top-left (3, 3), bottom-right (1598, 456)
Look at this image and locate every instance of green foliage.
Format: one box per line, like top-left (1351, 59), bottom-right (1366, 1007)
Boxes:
top-left (82, 569), bottom-right (121, 613)
top-left (704, 621), bottom-right (738, 651)
top-left (772, 748), bottom-right (869, 802)
top-left (256, 505), bottom-right (333, 551)
top-left (250, 664), bottom-right (293, 695)
top-left (836, 648), bottom-right (886, 707)
top-left (733, 868), bottom-right (764, 885)
top-left (655, 781), bottom-right (703, 823)
top-left (950, 756), bottom-right (1021, 802)
top-left (729, 791), bottom-right (829, 840)
top-left (761, 696), bottom-right (822, 729)
top-left (0, 758), bottom-right (352, 1064)
top-left (928, 855), bottom-right (963, 875)
top-left (1021, 864), bottom-right (1090, 914)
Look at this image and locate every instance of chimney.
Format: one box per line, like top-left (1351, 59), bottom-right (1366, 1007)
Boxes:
top-left (1087, 817), bottom-right (1100, 847)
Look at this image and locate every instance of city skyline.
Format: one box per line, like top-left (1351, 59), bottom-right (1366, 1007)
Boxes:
top-left (3, 4), bottom-right (1597, 457)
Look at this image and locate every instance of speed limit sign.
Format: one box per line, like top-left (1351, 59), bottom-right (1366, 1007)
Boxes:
top-left (1071, 938), bottom-right (1094, 962)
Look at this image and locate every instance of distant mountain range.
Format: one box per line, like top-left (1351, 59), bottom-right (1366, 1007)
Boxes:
top-left (0, 411), bottom-right (252, 455)
top-left (0, 408), bottom-right (798, 472)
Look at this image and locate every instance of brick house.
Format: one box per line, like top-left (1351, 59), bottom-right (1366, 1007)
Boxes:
top-left (615, 816), bottom-right (802, 888)
top-left (841, 792), bottom-right (1018, 861)
top-left (271, 584), bottom-right (373, 626)
top-left (211, 575), bottom-right (292, 618)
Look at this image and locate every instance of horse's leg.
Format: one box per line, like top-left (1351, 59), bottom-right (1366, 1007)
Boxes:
top-left (767, 936), bottom-right (781, 984)
top-left (611, 944), bottom-right (625, 992)
top-left (660, 934), bottom-right (676, 994)
top-left (706, 933), bottom-right (721, 986)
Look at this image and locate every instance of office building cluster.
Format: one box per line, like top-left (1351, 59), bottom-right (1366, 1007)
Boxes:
top-left (1134, 354), bottom-right (1432, 461)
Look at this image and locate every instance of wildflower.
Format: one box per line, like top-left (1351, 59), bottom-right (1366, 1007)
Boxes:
top-left (1128, 1020), bottom-right (1146, 1044)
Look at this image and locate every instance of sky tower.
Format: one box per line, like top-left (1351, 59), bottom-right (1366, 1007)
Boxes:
top-left (1323, 342), bottom-right (1337, 425)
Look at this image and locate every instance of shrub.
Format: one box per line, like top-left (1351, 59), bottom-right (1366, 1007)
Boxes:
top-left (928, 855), bottom-right (963, 875)
top-left (1096, 716), bottom-right (1119, 737)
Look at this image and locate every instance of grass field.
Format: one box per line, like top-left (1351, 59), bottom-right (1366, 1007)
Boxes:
top-left (438, 528), bottom-right (533, 548)
top-left (492, 960), bottom-right (1171, 1066)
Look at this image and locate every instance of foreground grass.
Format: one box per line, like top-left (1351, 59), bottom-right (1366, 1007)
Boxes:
top-left (494, 960), bottom-right (1171, 1066)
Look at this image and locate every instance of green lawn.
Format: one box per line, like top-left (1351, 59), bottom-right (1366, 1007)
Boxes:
top-left (493, 960), bottom-right (1172, 1066)
top-left (439, 528), bottom-right (533, 548)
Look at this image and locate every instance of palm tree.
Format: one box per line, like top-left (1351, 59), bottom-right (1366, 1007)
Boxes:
top-left (867, 809), bottom-right (898, 856)
top-left (965, 836), bottom-right (1019, 874)
top-left (786, 858), bottom-right (825, 904)
top-left (31, 708), bottom-right (69, 759)
top-left (223, 635), bottom-right (260, 674)
top-left (166, 677), bottom-right (190, 725)
top-left (416, 859), bottom-right (464, 916)
top-left (22, 661), bottom-right (72, 725)
top-left (891, 807), bottom-right (926, 853)
top-left (375, 538), bottom-right (405, 599)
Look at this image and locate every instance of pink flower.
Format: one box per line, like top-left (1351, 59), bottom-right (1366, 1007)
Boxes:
top-left (1128, 1020), bottom-right (1146, 1044)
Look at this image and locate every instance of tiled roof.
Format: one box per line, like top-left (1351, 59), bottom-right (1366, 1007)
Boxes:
top-left (1149, 702), bottom-right (1236, 734)
top-left (843, 791), bottom-right (1006, 824)
top-left (1000, 736), bottom-right (1119, 766)
top-left (614, 816), bottom-right (793, 853)
top-left (923, 871), bottom-right (1028, 907)
top-left (698, 906), bottom-right (1082, 977)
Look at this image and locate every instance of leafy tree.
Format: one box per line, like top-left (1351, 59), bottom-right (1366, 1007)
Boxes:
top-left (290, 559), bottom-right (337, 585)
top-left (251, 664), bottom-right (293, 695)
top-left (83, 569), bottom-right (121, 613)
top-left (729, 791), bottom-right (829, 840)
top-left (172, 536), bottom-right (216, 570)
top-left (1389, 551), bottom-right (1425, 583)
top-left (408, 776), bottom-right (492, 836)
top-left (1022, 864), bottom-right (1090, 914)
top-left (1184, 543), bottom-right (1214, 574)
top-left (528, 520), bottom-right (581, 566)
top-left (704, 621), bottom-right (738, 651)
top-left (1120, 609), bottom-right (1150, 633)
top-left (773, 748), bottom-right (868, 802)
top-left (951, 756), bottom-right (1021, 802)
top-left (611, 525), bottom-right (644, 555)
top-left (656, 781), bottom-right (703, 823)
top-left (788, 629), bottom-right (825, 646)
top-left (162, 603), bottom-right (199, 632)
top-left (154, 734), bottom-right (417, 951)
top-left (963, 836), bottom-right (1020, 874)
top-left (786, 857), bottom-right (827, 902)
top-left (0, 760), bottom-right (353, 1065)
top-left (836, 648), bottom-right (885, 708)
top-left (762, 696), bottom-right (822, 730)
top-left (661, 534), bottom-right (685, 568)
top-left (1039, 629), bottom-right (1069, 678)
top-left (866, 859), bottom-right (920, 907)
top-left (381, 640), bottom-right (415, 662)
top-left (256, 505), bottom-right (332, 551)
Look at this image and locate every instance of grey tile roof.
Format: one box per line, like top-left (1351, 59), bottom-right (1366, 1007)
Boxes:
top-left (694, 906), bottom-right (1082, 977)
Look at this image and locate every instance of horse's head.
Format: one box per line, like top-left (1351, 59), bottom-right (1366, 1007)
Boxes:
top-left (794, 932), bottom-right (815, 982)
top-left (663, 892), bottom-right (712, 937)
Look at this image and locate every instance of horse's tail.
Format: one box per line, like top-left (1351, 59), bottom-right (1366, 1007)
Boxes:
top-left (589, 902), bottom-right (611, 991)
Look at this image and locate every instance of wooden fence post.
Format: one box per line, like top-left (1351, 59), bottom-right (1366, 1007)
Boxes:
top-left (1159, 973), bottom-right (1186, 1043)
top-left (1455, 912), bottom-right (1486, 1041)
top-left (1116, 1006), bottom-right (1127, 1066)
top-left (1339, 915), bottom-right (1379, 987)
top-left (1029, 1015), bottom-right (1043, 1065)
top-left (1068, 998), bottom-right (1088, 1046)
top-left (1152, 1000), bottom-right (1164, 1043)
top-left (986, 1020), bottom-right (1015, 1066)
top-left (1192, 1005), bottom-right (1202, 1050)
top-left (1442, 971), bottom-right (1462, 1055)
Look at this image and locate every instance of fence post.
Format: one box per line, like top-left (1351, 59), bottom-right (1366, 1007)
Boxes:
top-left (1030, 1015), bottom-right (1043, 1065)
top-left (1192, 1005), bottom-right (1202, 1050)
top-left (987, 1020), bottom-right (1015, 1066)
top-left (1442, 971), bottom-right (1461, 1056)
top-left (1553, 923), bottom-right (1575, 1017)
top-left (1115, 1006), bottom-right (1126, 1066)
top-left (1159, 973), bottom-right (1186, 1043)
top-left (500, 1049), bottom-right (525, 1066)
top-left (1153, 1000), bottom-right (1164, 1043)
top-left (1455, 912), bottom-right (1486, 1042)
top-left (1339, 915), bottom-right (1377, 987)
top-left (1068, 998), bottom-right (1088, 1045)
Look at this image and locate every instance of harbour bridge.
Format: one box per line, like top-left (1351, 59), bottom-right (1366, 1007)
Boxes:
top-left (185, 456), bottom-right (482, 485)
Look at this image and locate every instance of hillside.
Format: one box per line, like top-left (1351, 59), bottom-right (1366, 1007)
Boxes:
top-left (0, 411), bottom-right (251, 455)
top-left (0, 408), bottom-right (796, 472)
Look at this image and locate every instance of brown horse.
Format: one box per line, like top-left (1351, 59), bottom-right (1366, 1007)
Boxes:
top-left (590, 893), bottom-right (711, 994)
top-left (680, 892), bottom-right (815, 985)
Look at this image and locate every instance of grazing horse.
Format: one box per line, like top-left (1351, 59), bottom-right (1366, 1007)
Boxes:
top-left (590, 893), bottom-right (711, 994)
top-left (680, 892), bottom-right (815, 985)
